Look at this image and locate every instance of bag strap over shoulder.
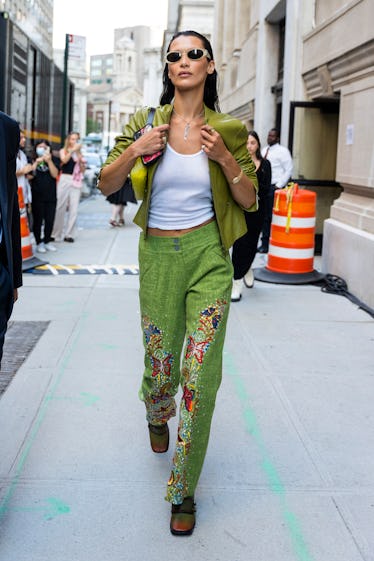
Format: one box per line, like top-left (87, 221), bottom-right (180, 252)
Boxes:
top-left (146, 107), bottom-right (156, 127)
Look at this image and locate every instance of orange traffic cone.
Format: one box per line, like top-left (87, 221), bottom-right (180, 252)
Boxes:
top-left (18, 187), bottom-right (46, 271)
top-left (254, 183), bottom-right (325, 284)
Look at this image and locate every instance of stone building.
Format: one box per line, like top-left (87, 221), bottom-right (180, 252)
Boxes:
top-left (214, 0), bottom-right (374, 309)
top-left (1, 0), bottom-right (53, 58)
top-left (86, 26), bottom-right (163, 145)
top-left (54, 42), bottom-right (88, 137)
top-left (164, 0), bottom-right (214, 55)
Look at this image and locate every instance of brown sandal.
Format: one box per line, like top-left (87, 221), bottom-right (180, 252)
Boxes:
top-left (148, 423), bottom-right (169, 453)
top-left (170, 496), bottom-right (196, 536)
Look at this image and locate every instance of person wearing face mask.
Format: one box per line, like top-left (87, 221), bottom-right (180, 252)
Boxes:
top-left (30, 140), bottom-right (59, 253)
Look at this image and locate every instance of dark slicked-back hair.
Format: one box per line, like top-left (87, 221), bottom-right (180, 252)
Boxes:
top-left (159, 30), bottom-right (220, 111)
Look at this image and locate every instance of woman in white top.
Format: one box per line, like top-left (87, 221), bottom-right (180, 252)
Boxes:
top-left (99, 30), bottom-right (257, 536)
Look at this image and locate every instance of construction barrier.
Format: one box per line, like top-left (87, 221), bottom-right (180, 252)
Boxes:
top-left (18, 187), bottom-right (46, 271)
top-left (254, 183), bottom-right (325, 284)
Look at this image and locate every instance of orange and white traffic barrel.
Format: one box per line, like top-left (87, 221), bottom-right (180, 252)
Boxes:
top-left (254, 183), bottom-right (325, 284)
top-left (18, 187), bottom-right (46, 271)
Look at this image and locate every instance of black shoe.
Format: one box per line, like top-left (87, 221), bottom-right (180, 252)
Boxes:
top-left (50, 237), bottom-right (55, 241)
top-left (64, 237), bottom-right (74, 243)
top-left (257, 245), bottom-right (268, 254)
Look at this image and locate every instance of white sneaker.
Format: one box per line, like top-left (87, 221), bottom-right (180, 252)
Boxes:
top-left (36, 243), bottom-right (46, 253)
top-left (45, 242), bottom-right (57, 252)
top-left (244, 268), bottom-right (254, 288)
top-left (231, 279), bottom-right (244, 302)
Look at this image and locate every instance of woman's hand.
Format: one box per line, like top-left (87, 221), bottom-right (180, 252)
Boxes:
top-left (43, 149), bottom-right (52, 163)
top-left (200, 125), bottom-right (228, 163)
top-left (132, 124), bottom-right (169, 158)
top-left (23, 163), bottom-right (34, 174)
top-left (100, 124), bottom-right (169, 196)
top-left (200, 125), bottom-right (257, 209)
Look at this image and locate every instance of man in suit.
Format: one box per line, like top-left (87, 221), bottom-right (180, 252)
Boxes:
top-left (0, 111), bottom-right (22, 368)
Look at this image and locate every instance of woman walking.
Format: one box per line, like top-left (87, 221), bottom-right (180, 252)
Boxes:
top-left (99, 30), bottom-right (258, 535)
top-left (106, 176), bottom-right (137, 227)
top-left (231, 130), bottom-right (272, 301)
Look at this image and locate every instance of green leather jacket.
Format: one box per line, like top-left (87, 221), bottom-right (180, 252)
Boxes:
top-left (102, 104), bottom-right (258, 249)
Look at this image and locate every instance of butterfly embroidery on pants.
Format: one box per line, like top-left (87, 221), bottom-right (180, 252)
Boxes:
top-left (151, 353), bottom-right (173, 380)
top-left (185, 336), bottom-right (210, 364)
top-left (182, 384), bottom-right (196, 412)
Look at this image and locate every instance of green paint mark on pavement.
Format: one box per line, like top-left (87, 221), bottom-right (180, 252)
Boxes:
top-left (0, 497), bottom-right (70, 521)
top-left (0, 312), bottom-right (90, 521)
top-left (225, 351), bottom-right (315, 561)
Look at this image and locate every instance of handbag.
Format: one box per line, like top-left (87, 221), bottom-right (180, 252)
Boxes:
top-left (72, 160), bottom-right (83, 188)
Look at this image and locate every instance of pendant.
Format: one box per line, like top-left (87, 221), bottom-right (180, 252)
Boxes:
top-left (183, 123), bottom-right (190, 141)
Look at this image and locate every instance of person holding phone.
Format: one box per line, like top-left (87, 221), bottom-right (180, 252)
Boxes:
top-left (30, 140), bottom-right (59, 253)
top-left (99, 30), bottom-right (258, 536)
top-left (52, 131), bottom-right (85, 243)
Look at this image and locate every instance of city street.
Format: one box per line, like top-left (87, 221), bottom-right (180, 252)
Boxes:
top-left (0, 194), bottom-right (373, 561)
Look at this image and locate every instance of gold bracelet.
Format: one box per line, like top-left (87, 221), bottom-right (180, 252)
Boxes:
top-left (231, 169), bottom-right (243, 184)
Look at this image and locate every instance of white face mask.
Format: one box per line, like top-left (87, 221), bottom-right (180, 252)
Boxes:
top-left (36, 147), bottom-right (46, 157)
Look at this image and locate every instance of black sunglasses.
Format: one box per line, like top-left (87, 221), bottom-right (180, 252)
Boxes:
top-left (165, 48), bottom-right (211, 64)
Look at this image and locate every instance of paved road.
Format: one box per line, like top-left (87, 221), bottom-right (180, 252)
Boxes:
top-left (0, 194), bottom-right (373, 561)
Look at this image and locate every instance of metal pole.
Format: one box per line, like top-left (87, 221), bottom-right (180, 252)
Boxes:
top-left (61, 33), bottom-right (69, 144)
top-left (107, 100), bottom-right (112, 150)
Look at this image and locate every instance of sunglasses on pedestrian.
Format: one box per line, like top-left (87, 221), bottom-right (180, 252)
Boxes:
top-left (165, 48), bottom-right (211, 64)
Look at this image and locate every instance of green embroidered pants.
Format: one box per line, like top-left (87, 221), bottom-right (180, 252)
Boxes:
top-left (138, 220), bottom-right (233, 505)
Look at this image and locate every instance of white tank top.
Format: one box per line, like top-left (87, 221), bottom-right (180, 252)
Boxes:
top-left (148, 143), bottom-right (214, 229)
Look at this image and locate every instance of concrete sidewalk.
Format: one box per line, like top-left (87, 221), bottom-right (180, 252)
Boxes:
top-left (0, 194), bottom-right (373, 561)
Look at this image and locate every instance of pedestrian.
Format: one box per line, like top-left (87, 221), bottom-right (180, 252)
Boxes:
top-left (106, 176), bottom-right (137, 227)
top-left (52, 131), bottom-right (85, 243)
top-left (231, 130), bottom-right (272, 301)
top-left (15, 129), bottom-right (33, 229)
top-left (99, 30), bottom-right (258, 535)
top-left (30, 140), bottom-right (59, 254)
top-left (258, 127), bottom-right (293, 253)
top-left (0, 111), bottom-right (22, 369)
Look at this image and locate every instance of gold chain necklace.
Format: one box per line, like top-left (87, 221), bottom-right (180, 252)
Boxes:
top-left (172, 108), bottom-right (205, 141)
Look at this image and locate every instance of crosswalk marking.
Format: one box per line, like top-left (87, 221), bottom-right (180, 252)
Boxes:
top-left (29, 264), bottom-right (140, 275)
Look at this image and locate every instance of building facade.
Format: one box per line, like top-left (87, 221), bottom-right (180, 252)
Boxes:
top-left (164, 0), bottom-right (214, 56)
top-left (0, 0), bottom-right (53, 58)
top-left (214, 0), bottom-right (374, 309)
top-left (1, 7), bottom-right (74, 146)
top-left (90, 54), bottom-right (113, 87)
top-left (86, 27), bottom-right (151, 147)
top-left (54, 41), bottom-right (88, 138)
